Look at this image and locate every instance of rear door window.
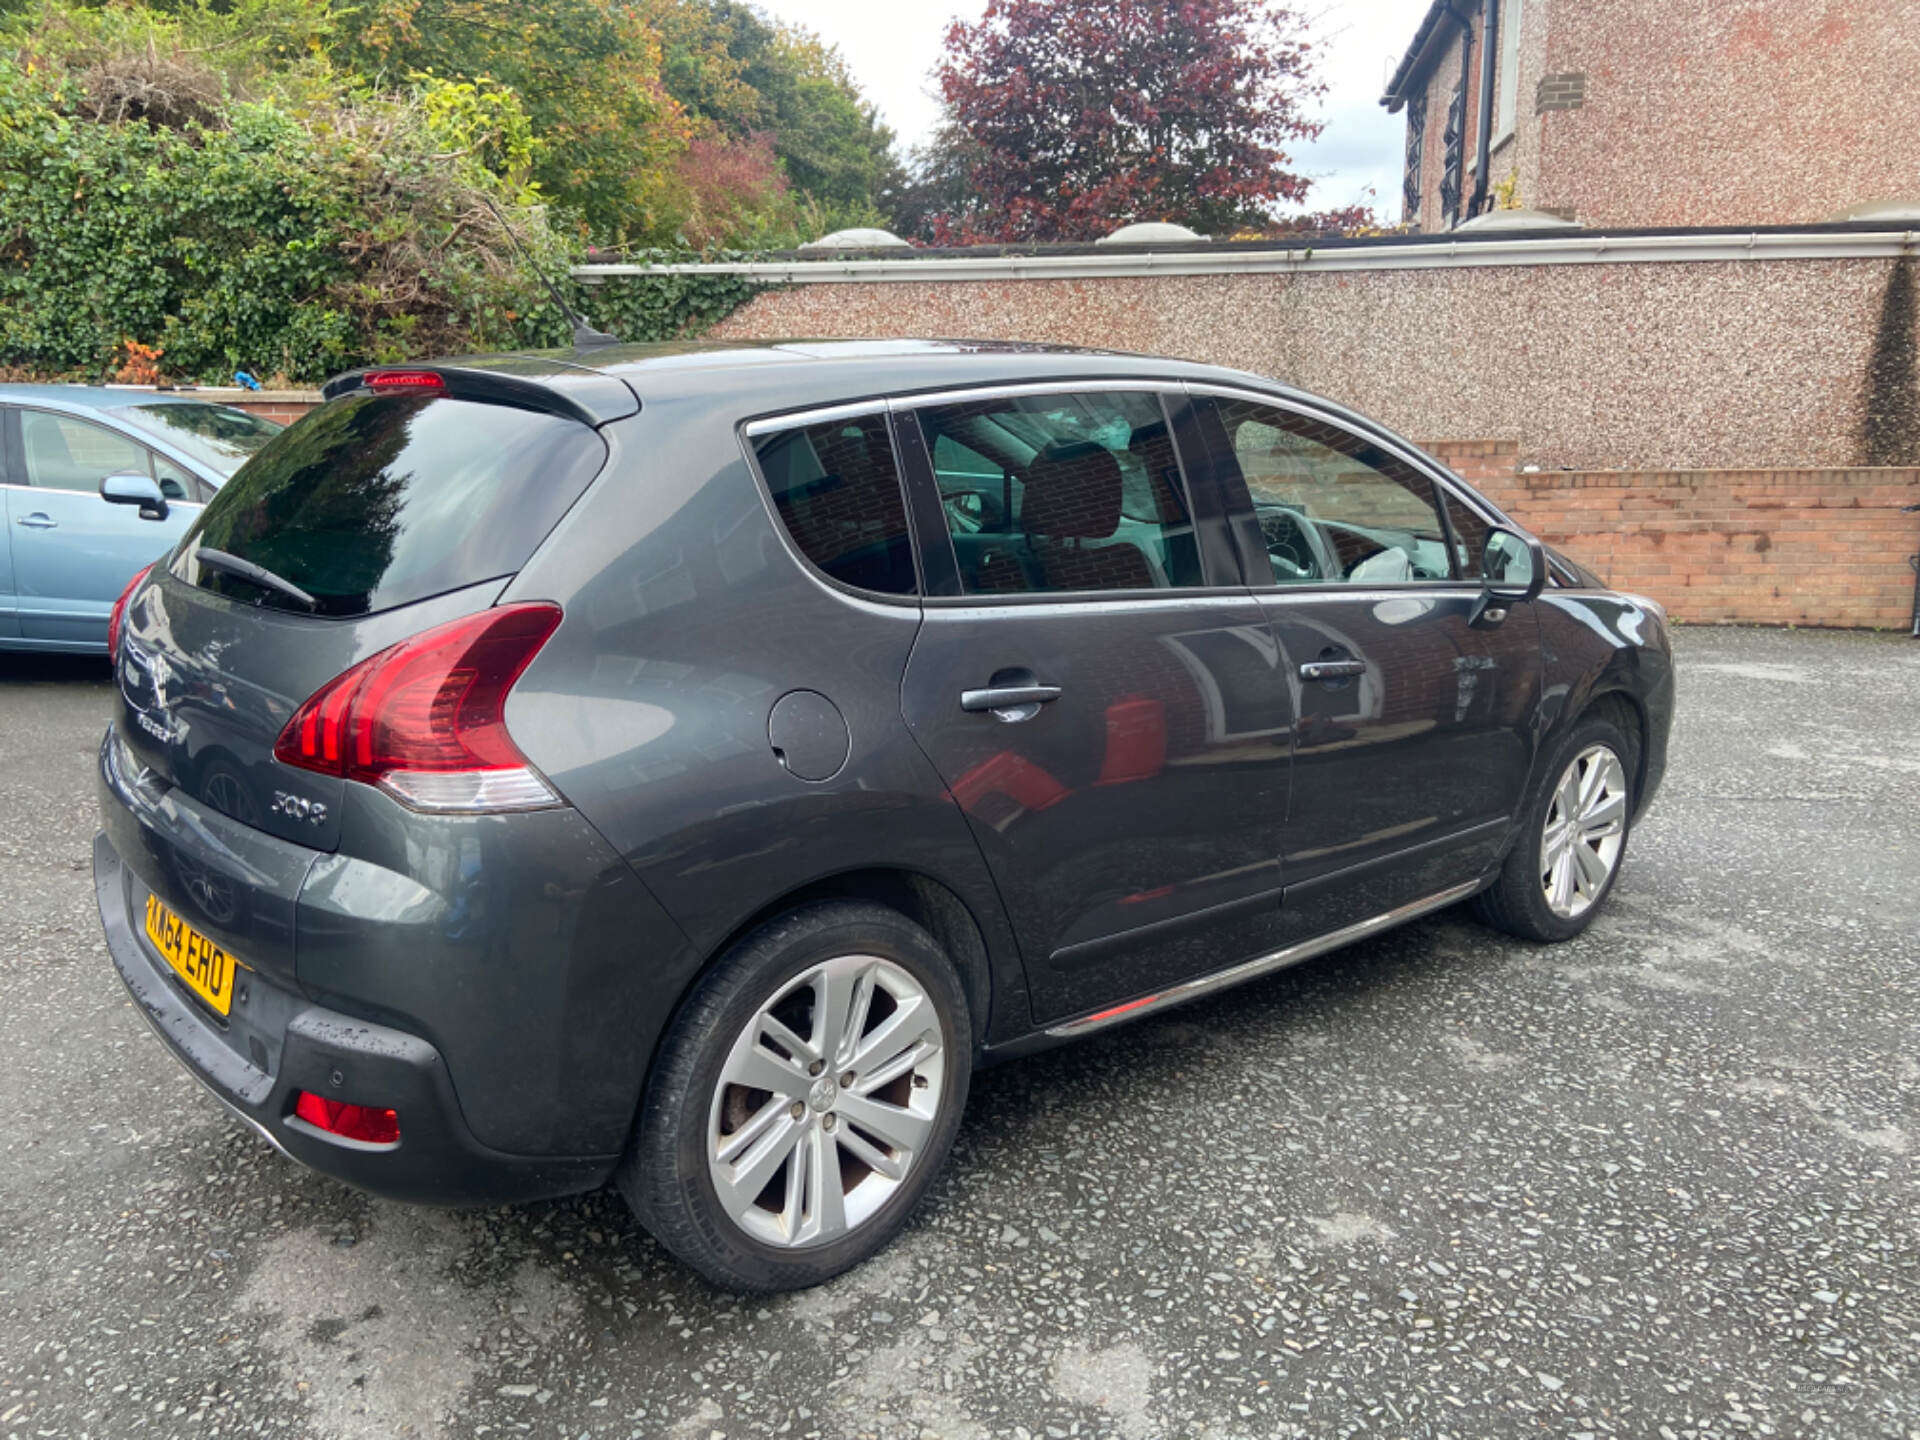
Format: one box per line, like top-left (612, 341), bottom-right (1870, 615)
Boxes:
top-left (751, 411), bottom-right (918, 596)
top-left (913, 390), bottom-right (1202, 595)
top-left (175, 392), bottom-right (606, 616)
top-left (124, 403), bottom-right (281, 479)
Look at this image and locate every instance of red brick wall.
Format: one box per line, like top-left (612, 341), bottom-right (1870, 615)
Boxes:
top-left (219, 393), bottom-right (321, 425)
top-left (1430, 441), bottom-right (1920, 629)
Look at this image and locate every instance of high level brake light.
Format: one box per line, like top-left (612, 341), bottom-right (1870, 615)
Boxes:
top-left (362, 369), bottom-right (446, 392)
top-left (273, 603), bottom-right (563, 813)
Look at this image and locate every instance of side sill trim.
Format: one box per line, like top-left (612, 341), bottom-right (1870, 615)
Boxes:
top-left (1043, 878), bottom-right (1484, 1039)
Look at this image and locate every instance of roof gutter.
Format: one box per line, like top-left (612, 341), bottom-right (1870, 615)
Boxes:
top-left (1381, 0), bottom-right (1456, 112)
top-left (573, 230), bottom-right (1920, 286)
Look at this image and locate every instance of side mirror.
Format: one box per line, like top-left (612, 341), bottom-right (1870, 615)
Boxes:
top-left (1482, 527), bottom-right (1546, 603)
top-left (100, 472), bottom-right (168, 521)
top-left (1469, 527), bottom-right (1546, 627)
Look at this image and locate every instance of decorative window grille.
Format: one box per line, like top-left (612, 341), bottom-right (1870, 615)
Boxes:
top-left (1440, 80), bottom-right (1466, 228)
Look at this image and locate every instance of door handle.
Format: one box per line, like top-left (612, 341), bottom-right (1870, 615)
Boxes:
top-left (1299, 659), bottom-right (1367, 682)
top-left (16, 513), bottom-right (56, 529)
top-left (960, 684), bottom-right (1062, 714)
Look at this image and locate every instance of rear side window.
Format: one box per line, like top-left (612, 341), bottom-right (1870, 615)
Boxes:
top-left (175, 393), bottom-right (606, 616)
top-left (752, 412), bottom-right (918, 596)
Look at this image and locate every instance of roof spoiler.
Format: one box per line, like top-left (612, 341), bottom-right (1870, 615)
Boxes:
top-left (322, 362), bottom-right (639, 427)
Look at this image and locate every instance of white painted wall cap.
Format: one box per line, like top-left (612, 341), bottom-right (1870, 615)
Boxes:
top-left (797, 227), bottom-right (914, 250)
top-left (1453, 208), bottom-right (1583, 233)
top-left (1826, 198), bottom-right (1920, 223)
top-left (1095, 221), bottom-right (1210, 245)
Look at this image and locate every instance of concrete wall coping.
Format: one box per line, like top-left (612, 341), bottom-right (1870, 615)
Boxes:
top-left (97, 386), bottom-right (324, 403)
top-left (575, 228), bottom-right (1920, 285)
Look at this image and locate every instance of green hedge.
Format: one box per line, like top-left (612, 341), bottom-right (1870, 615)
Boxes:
top-left (0, 61), bottom-right (773, 384)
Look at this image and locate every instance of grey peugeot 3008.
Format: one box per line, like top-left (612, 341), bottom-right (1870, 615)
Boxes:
top-left (94, 340), bottom-right (1671, 1290)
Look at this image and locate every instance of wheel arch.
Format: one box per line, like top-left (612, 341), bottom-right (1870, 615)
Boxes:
top-left (648, 864), bottom-right (1008, 1075)
top-left (1576, 688), bottom-right (1649, 813)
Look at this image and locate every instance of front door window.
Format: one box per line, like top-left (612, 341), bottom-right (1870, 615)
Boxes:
top-left (20, 411), bottom-right (151, 493)
top-left (1214, 397), bottom-right (1456, 586)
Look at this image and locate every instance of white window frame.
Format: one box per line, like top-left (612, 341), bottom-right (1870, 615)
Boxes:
top-left (1495, 0), bottom-right (1523, 147)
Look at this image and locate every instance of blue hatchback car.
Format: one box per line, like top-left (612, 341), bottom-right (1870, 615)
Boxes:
top-left (0, 386), bottom-right (282, 653)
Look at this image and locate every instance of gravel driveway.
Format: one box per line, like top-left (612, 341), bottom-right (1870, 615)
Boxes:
top-left (2, 626), bottom-right (1916, 1440)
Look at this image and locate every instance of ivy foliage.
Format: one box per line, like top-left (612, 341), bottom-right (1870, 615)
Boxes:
top-left (586, 255), bottom-right (770, 346)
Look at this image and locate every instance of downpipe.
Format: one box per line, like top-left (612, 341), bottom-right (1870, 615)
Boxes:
top-left (1907, 502), bottom-right (1920, 638)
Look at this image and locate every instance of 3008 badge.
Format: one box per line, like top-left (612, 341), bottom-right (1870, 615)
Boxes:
top-left (270, 790), bottom-right (328, 824)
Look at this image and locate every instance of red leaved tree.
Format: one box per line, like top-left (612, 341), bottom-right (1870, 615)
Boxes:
top-left (922, 0), bottom-right (1323, 243)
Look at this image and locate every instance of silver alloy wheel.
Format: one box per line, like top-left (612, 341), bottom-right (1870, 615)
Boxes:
top-left (707, 954), bottom-right (946, 1248)
top-left (1540, 743), bottom-right (1629, 919)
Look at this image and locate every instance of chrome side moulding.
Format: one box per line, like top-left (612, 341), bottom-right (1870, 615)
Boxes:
top-left (1044, 879), bottom-right (1484, 1038)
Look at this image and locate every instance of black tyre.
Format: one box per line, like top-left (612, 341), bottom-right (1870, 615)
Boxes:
top-left (1473, 715), bottom-right (1635, 942)
top-left (619, 901), bottom-right (972, 1291)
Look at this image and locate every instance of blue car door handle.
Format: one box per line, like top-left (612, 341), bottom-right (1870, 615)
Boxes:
top-left (16, 512), bottom-right (57, 529)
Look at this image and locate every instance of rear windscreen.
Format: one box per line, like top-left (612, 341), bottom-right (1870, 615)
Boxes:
top-left (173, 392), bottom-right (606, 616)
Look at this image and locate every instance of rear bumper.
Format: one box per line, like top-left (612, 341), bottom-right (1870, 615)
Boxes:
top-left (94, 826), bottom-right (619, 1207)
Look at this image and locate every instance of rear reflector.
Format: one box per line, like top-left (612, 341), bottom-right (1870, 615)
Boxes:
top-left (108, 564), bottom-right (152, 662)
top-left (363, 369), bottom-right (446, 391)
top-left (274, 603), bottom-right (563, 813)
top-left (292, 1092), bottom-right (400, 1146)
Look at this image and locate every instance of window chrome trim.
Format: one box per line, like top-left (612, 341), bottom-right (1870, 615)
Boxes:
top-left (886, 378), bottom-right (1177, 413)
top-left (918, 585), bottom-right (1245, 611)
top-left (741, 398), bottom-right (891, 439)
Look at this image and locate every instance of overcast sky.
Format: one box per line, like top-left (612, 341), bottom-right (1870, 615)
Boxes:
top-left (748, 0), bottom-right (1433, 218)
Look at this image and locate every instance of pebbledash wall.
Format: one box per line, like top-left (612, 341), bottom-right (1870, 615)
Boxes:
top-left (574, 227), bottom-right (1920, 628)
top-left (1388, 0), bottom-right (1920, 233)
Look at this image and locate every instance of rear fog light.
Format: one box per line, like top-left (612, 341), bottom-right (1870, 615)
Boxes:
top-left (292, 1091), bottom-right (400, 1146)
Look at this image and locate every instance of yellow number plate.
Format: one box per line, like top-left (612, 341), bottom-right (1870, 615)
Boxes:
top-left (144, 893), bottom-right (238, 1017)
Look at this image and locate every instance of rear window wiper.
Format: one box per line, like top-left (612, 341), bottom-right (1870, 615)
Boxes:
top-left (191, 549), bottom-right (318, 611)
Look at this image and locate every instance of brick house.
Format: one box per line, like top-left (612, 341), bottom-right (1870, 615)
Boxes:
top-left (1382, 0), bottom-right (1920, 232)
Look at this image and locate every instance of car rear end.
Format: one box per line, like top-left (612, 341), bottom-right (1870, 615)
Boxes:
top-left (93, 363), bottom-right (688, 1203)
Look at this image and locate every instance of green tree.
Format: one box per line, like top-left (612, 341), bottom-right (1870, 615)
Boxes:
top-left (653, 1), bottom-right (897, 231)
top-left (333, 0), bottom-right (690, 243)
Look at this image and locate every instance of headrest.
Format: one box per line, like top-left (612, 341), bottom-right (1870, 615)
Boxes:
top-left (1021, 441), bottom-right (1123, 540)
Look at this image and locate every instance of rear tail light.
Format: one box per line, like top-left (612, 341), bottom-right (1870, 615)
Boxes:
top-left (273, 603), bottom-right (563, 813)
top-left (108, 564), bottom-right (152, 661)
top-left (363, 369), bottom-right (446, 392)
top-left (292, 1092), bottom-right (400, 1146)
